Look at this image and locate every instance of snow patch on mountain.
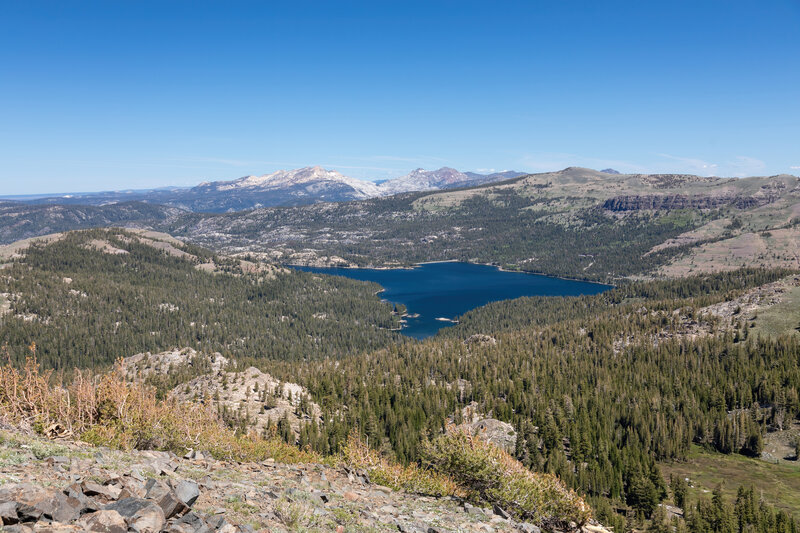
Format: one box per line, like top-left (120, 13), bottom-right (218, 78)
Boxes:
top-left (206, 166), bottom-right (381, 199)
top-left (378, 167), bottom-right (472, 195)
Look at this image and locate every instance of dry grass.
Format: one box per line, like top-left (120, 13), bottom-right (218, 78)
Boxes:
top-left (0, 348), bottom-right (317, 464)
top-left (661, 444), bottom-right (800, 517)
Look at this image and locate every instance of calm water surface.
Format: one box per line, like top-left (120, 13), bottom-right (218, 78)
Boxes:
top-left (293, 262), bottom-right (611, 339)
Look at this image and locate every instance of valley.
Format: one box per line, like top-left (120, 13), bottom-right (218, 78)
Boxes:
top-left (2, 168), bottom-right (800, 533)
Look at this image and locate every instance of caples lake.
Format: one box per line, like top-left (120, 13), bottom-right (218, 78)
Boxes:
top-left (292, 262), bottom-right (611, 338)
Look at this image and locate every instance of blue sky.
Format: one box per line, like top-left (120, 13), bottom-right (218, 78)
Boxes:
top-left (1, 1), bottom-right (798, 194)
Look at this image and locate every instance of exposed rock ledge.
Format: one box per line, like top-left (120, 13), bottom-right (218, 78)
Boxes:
top-left (0, 430), bottom-right (610, 533)
top-left (602, 193), bottom-right (774, 211)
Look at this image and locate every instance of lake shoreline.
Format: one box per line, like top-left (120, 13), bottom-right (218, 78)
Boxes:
top-left (287, 259), bottom-right (614, 288)
top-left (289, 262), bottom-right (612, 339)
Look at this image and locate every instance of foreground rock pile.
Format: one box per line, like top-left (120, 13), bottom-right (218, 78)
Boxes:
top-left (0, 453), bottom-right (230, 532)
top-left (0, 431), bottom-right (599, 533)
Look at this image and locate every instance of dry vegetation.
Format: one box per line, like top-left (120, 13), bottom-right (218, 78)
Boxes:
top-left (342, 427), bottom-right (593, 529)
top-left (0, 347), bottom-right (317, 464)
top-left (0, 348), bottom-right (596, 528)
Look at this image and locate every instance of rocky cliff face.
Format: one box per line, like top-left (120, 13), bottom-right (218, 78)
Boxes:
top-left (602, 194), bottom-right (772, 211)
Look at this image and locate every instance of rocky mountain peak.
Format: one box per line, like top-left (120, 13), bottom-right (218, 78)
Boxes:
top-left (378, 167), bottom-right (472, 195)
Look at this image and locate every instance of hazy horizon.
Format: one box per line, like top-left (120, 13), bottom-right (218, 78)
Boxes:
top-left (4, 162), bottom-right (800, 199)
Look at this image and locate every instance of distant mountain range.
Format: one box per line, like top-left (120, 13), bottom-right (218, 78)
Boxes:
top-left (3, 166), bottom-right (800, 282)
top-left (377, 168), bottom-right (525, 195)
top-left (4, 166), bottom-right (527, 213)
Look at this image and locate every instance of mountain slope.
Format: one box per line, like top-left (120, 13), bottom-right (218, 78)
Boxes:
top-left (463, 170), bottom-right (527, 184)
top-left (0, 201), bottom-right (185, 245)
top-left (162, 168), bottom-right (800, 280)
top-left (0, 228), bottom-right (402, 369)
top-left (0, 429), bottom-right (569, 533)
top-left (6, 166), bottom-right (526, 213)
top-left (0, 167), bottom-right (383, 213)
top-left (3, 167), bottom-right (799, 280)
top-left (378, 167), bottom-right (525, 195)
top-left (187, 165), bottom-right (382, 211)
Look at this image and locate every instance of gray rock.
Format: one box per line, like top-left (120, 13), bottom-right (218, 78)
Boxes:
top-left (493, 504), bottom-right (511, 519)
top-left (144, 478), bottom-right (185, 519)
top-left (165, 523), bottom-right (197, 533)
top-left (464, 502), bottom-right (487, 517)
top-left (81, 481), bottom-right (122, 502)
top-left (1, 525), bottom-right (34, 533)
top-left (178, 513), bottom-right (213, 532)
top-left (104, 497), bottom-right (159, 521)
top-left (469, 419), bottom-right (517, 453)
top-left (396, 523), bottom-right (423, 533)
top-left (76, 509), bottom-right (128, 532)
top-left (104, 498), bottom-right (166, 533)
top-left (519, 523), bottom-right (541, 533)
top-left (307, 492), bottom-right (326, 507)
top-left (380, 504), bottom-right (399, 516)
top-left (0, 484), bottom-right (82, 523)
top-left (65, 484), bottom-right (100, 514)
top-left (173, 480), bottom-right (200, 507)
top-left (0, 500), bottom-right (18, 525)
top-left (206, 515), bottom-right (229, 529)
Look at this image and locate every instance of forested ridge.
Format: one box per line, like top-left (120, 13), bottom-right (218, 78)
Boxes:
top-left (2, 230), bottom-right (800, 531)
top-left (246, 268), bottom-right (798, 531)
top-left (439, 268), bottom-right (794, 337)
top-left (0, 229), bottom-right (403, 370)
top-left (168, 189), bottom-right (712, 282)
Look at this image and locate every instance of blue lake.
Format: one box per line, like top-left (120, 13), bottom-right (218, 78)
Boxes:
top-left (292, 262), bottom-right (612, 339)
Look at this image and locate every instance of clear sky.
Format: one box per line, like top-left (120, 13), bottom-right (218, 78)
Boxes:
top-left (1, 1), bottom-right (798, 194)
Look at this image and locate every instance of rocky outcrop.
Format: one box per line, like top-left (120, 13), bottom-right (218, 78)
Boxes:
top-left (463, 334), bottom-right (498, 347)
top-left (123, 349), bottom-right (228, 381)
top-left (170, 365), bottom-right (322, 438)
top-left (457, 402), bottom-right (518, 454)
top-left (602, 194), bottom-right (773, 211)
top-left (0, 431), bottom-right (604, 533)
top-left (468, 419), bottom-right (517, 454)
top-left (123, 350), bottom-right (321, 439)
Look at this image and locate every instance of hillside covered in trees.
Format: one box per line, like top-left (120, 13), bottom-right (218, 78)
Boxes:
top-left (2, 230), bottom-right (800, 532)
top-left (251, 269), bottom-right (800, 532)
top-left (0, 229), bottom-right (403, 370)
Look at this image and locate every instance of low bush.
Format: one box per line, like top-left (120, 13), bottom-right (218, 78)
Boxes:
top-left (421, 425), bottom-right (592, 528)
top-left (341, 432), bottom-right (459, 497)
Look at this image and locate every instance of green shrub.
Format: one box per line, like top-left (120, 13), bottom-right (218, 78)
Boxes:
top-left (341, 432), bottom-right (459, 497)
top-left (421, 426), bottom-right (592, 528)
